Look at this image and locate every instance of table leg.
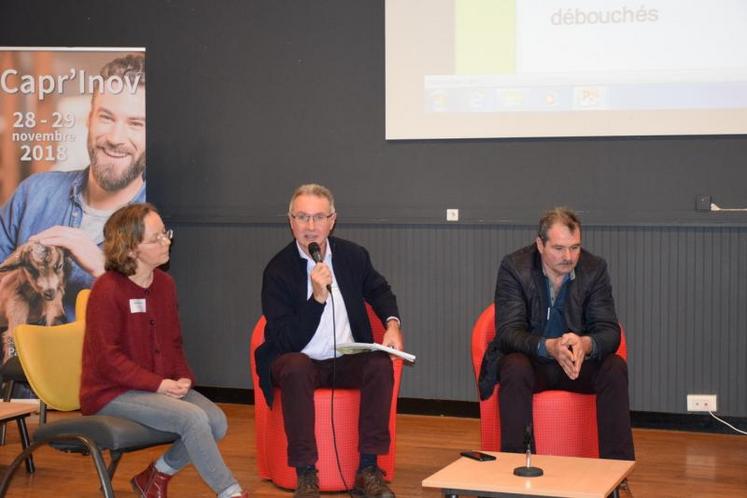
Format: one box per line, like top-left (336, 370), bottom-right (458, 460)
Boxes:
top-left (15, 416), bottom-right (35, 473)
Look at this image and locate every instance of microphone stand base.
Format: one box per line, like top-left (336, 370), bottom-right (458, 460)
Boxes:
top-left (513, 466), bottom-right (543, 477)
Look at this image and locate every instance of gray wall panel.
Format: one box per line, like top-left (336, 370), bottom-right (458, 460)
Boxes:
top-left (3, 0), bottom-right (744, 419)
top-left (170, 222), bottom-right (747, 417)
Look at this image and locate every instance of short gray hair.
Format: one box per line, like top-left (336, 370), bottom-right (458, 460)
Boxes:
top-left (288, 184), bottom-right (336, 214)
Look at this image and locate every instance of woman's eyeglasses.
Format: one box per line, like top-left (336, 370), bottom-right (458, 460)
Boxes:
top-left (142, 228), bottom-right (174, 245)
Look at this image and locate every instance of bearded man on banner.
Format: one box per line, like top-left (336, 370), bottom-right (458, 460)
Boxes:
top-left (0, 53), bottom-right (146, 362)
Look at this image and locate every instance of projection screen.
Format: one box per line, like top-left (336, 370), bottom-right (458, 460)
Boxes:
top-left (386, 0), bottom-right (747, 139)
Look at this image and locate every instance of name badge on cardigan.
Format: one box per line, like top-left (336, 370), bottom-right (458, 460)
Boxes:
top-left (129, 299), bottom-right (146, 313)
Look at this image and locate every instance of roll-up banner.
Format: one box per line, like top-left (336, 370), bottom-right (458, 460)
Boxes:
top-left (0, 47), bottom-right (146, 365)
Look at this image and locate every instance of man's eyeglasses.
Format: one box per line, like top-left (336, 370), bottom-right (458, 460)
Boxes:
top-left (142, 228), bottom-right (174, 245)
top-left (290, 213), bottom-right (335, 224)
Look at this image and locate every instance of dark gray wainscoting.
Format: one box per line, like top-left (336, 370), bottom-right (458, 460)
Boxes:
top-left (169, 223), bottom-right (747, 417)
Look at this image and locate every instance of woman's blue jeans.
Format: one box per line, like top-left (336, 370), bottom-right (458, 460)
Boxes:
top-left (98, 389), bottom-right (238, 494)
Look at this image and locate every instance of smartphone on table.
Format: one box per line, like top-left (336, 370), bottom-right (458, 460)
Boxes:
top-left (460, 451), bottom-right (496, 461)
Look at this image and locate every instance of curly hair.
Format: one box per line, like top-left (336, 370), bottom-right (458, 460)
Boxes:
top-left (103, 203), bottom-right (157, 276)
top-left (100, 53), bottom-right (146, 84)
top-left (91, 53), bottom-right (145, 105)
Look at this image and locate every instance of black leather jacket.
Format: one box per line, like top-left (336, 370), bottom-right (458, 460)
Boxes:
top-left (478, 244), bottom-right (620, 400)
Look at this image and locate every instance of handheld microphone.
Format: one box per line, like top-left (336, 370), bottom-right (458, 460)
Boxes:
top-left (307, 242), bottom-right (332, 292)
top-left (513, 423), bottom-right (543, 477)
top-left (308, 242), bottom-right (323, 263)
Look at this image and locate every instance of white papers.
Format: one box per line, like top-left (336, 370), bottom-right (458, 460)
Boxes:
top-left (336, 342), bottom-right (416, 363)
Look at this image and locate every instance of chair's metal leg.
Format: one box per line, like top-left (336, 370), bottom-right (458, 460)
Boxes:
top-left (0, 380), bottom-right (14, 445)
top-left (107, 450), bottom-right (124, 480)
top-left (0, 435), bottom-right (114, 498)
top-left (87, 444), bottom-right (115, 498)
top-left (2, 380), bottom-right (13, 402)
top-left (15, 417), bottom-right (34, 473)
top-left (39, 401), bottom-right (47, 425)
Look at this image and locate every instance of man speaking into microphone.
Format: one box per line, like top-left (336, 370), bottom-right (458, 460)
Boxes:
top-left (256, 184), bottom-right (403, 498)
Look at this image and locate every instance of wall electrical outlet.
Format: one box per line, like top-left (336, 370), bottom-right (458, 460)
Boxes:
top-left (446, 209), bottom-right (459, 222)
top-left (695, 194), bottom-right (712, 212)
top-left (687, 394), bottom-right (717, 412)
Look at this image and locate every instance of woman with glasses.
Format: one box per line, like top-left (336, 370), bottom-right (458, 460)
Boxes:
top-left (79, 203), bottom-right (247, 498)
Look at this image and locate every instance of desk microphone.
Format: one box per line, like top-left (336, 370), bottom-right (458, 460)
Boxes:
top-left (308, 242), bottom-right (331, 292)
top-left (513, 423), bottom-right (543, 477)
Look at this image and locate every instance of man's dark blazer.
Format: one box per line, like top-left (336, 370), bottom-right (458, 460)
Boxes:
top-left (478, 244), bottom-right (620, 400)
top-left (256, 236), bottom-right (400, 406)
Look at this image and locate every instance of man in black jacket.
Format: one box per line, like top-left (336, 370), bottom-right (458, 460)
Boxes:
top-left (257, 184), bottom-right (402, 498)
top-left (479, 207), bottom-right (634, 462)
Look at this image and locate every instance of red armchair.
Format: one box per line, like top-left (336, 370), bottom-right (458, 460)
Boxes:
top-left (250, 305), bottom-right (403, 490)
top-left (471, 303), bottom-right (627, 457)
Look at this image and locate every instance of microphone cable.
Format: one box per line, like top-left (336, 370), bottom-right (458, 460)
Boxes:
top-left (328, 289), bottom-right (354, 496)
top-left (308, 242), bottom-right (353, 495)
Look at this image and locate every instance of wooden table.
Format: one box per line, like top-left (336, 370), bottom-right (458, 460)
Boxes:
top-left (422, 451), bottom-right (634, 498)
top-left (0, 402), bottom-right (38, 473)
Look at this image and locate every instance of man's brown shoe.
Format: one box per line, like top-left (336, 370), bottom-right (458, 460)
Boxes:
top-left (352, 466), bottom-right (395, 498)
top-left (130, 462), bottom-right (173, 498)
top-left (294, 467), bottom-right (320, 498)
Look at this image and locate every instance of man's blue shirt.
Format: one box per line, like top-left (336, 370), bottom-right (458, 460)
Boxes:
top-left (0, 168), bottom-right (146, 320)
top-left (536, 273), bottom-right (572, 360)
